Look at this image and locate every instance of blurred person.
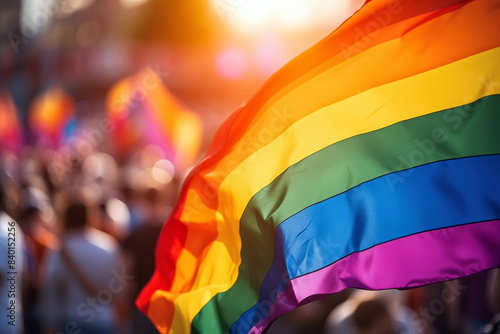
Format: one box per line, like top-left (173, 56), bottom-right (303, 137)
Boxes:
top-left (352, 299), bottom-right (398, 334)
top-left (480, 269), bottom-right (500, 334)
top-left (98, 197), bottom-right (131, 242)
top-left (17, 205), bottom-right (49, 334)
top-left (325, 290), bottom-right (419, 334)
top-left (38, 200), bottom-right (126, 334)
top-left (18, 187), bottom-right (58, 262)
top-left (461, 272), bottom-right (495, 333)
top-left (121, 188), bottom-right (171, 334)
top-left (265, 291), bottom-right (350, 334)
top-left (0, 179), bottom-right (26, 333)
top-left (120, 185), bottom-right (146, 233)
top-left (17, 186), bottom-right (60, 334)
top-left (423, 280), bottom-right (464, 334)
top-left (427, 273), bottom-right (495, 334)
top-left (488, 269), bottom-right (500, 319)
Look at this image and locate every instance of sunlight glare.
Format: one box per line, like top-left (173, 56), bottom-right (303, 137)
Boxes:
top-left (224, 0), bottom-right (359, 34)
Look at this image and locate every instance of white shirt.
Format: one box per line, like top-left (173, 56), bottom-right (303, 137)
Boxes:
top-left (38, 226), bottom-right (122, 330)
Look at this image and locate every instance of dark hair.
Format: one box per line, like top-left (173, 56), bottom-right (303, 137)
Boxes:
top-left (352, 299), bottom-right (391, 331)
top-left (63, 202), bottom-right (88, 230)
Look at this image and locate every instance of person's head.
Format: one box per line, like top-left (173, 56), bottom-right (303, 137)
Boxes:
top-left (352, 299), bottom-right (396, 334)
top-left (62, 201), bottom-right (88, 231)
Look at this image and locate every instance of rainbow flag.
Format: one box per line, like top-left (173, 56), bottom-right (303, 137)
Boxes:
top-left (106, 68), bottom-right (202, 169)
top-left (0, 91), bottom-right (23, 153)
top-left (29, 85), bottom-right (74, 148)
top-left (137, 0), bottom-right (500, 333)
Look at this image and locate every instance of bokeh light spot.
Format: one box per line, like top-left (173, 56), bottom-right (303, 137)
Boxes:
top-left (216, 47), bottom-right (246, 80)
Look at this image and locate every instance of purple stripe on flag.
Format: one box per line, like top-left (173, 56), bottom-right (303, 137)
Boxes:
top-left (250, 219), bottom-right (500, 334)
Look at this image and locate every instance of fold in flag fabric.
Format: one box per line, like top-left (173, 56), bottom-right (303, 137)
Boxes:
top-left (137, 0), bottom-right (500, 333)
top-left (106, 68), bottom-right (202, 169)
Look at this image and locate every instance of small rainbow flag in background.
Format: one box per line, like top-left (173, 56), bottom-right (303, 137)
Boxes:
top-left (137, 0), bottom-right (500, 333)
top-left (0, 90), bottom-right (23, 153)
top-left (106, 68), bottom-right (202, 169)
top-left (28, 85), bottom-right (74, 148)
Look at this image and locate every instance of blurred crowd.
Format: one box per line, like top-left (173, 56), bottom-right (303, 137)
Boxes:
top-left (0, 142), bottom-right (181, 334)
